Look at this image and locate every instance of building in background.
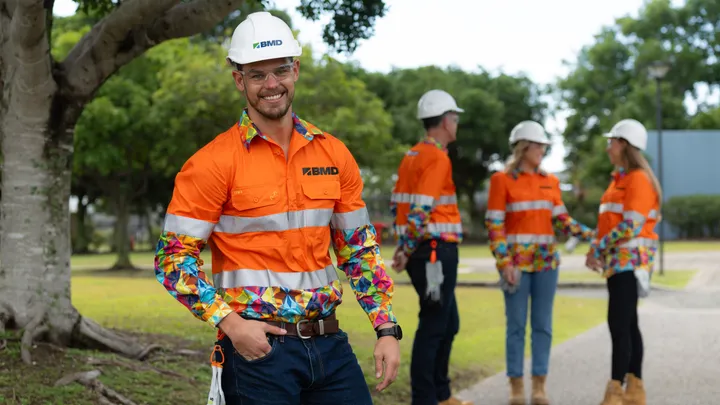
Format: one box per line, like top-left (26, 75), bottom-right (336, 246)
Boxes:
top-left (645, 130), bottom-right (720, 240)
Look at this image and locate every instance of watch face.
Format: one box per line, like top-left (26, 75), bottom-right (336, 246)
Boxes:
top-left (393, 325), bottom-right (403, 340)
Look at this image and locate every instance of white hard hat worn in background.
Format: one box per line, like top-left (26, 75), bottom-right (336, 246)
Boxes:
top-left (509, 120), bottom-right (550, 145)
top-left (417, 89), bottom-right (464, 119)
top-left (603, 119), bottom-right (648, 151)
top-left (227, 11), bottom-right (302, 65)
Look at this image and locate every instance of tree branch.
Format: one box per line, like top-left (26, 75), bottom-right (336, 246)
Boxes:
top-left (148, 0), bottom-right (245, 40)
top-left (61, 0), bottom-right (244, 105)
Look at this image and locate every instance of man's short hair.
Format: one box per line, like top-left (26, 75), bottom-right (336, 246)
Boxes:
top-left (422, 112), bottom-right (449, 130)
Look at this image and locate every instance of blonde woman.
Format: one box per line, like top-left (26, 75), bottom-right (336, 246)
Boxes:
top-left (587, 119), bottom-right (660, 405)
top-left (486, 121), bottom-right (596, 405)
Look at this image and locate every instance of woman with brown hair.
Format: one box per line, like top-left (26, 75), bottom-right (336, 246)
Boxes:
top-left (586, 119), bottom-right (661, 405)
top-left (486, 120), bottom-right (596, 405)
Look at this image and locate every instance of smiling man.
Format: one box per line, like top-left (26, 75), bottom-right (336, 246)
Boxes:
top-left (154, 11), bottom-right (402, 405)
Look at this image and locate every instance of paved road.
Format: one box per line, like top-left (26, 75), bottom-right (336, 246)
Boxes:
top-left (455, 251), bottom-right (720, 405)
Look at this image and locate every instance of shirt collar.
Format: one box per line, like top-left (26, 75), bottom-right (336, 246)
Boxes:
top-left (422, 136), bottom-right (448, 153)
top-left (239, 108), bottom-right (324, 150)
top-left (612, 166), bottom-right (628, 181)
top-left (511, 166), bottom-right (547, 180)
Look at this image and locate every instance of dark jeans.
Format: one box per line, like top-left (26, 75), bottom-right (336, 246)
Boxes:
top-left (607, 271), bottom-right (643, 381)
top-left (218, 328), bottom-right (372, 405)
top-left (406, 240), bottom-right (460, 405)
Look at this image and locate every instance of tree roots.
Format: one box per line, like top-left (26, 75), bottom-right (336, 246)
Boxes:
top-left (20, 306), bottom-right (49, 365)
top-left (75, 316), bottom-right (162, 360)
top-left (55, 369), bottom-right (139, 405)
top-left (0, 299), bottom-right (14, 351)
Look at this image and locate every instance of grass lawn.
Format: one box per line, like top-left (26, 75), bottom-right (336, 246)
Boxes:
top-left (69, 240), bottom-right (720, 270)
top-left (388, 269), bottom-right (697, 290)
top-left (0, 273), bottom-right (607, 405)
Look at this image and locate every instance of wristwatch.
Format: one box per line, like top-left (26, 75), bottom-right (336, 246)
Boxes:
top-left (376, 324), bottom-right (403, 340)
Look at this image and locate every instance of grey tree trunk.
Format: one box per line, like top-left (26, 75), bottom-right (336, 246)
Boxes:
top-left (0, 0), bottom-right (247, 362)
top-left (111, 190), bottom-right (135, 270)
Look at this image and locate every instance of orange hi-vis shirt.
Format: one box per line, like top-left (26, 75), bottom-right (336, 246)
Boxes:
top-left (485, 168), bottom-right (595, 272)
top-left (391, 137), bottom-right (463, 256)
top-left (154, 109), bottom-right (396, 330)
top-left (590, 167), bottom-right (659, 277)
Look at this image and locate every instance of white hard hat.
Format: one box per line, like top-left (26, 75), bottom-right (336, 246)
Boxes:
top-left (227, 12), bottom-right (302, 65)
top-left (417, 89), bottom-right (464, 119)
top-left (509, 120), bottom-right (550, 145)
top-left (603, 119), bottom-right (647, 151)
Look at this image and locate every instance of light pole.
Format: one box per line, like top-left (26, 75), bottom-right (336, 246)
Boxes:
top-left (647, 60), bottom-right (670, 276)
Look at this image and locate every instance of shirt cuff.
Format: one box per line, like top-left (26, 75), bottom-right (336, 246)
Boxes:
top-left (205, 299), bottom-right (235, 328)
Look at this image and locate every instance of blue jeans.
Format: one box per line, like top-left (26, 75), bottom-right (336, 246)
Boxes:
top-left (503, 269), bottom-right (558, 377)
top-left (218, 329), bottom-right (372, 405)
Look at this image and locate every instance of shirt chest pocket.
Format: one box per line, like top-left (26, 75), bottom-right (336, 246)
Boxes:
top-left (603, 187), bottom-right (626, 206)
top-left (300, 180), bottom-right (341, 210)
top-left (507, 186), bottom-right (554, 214)
top-left (231, 185), bottom-right (282, 214)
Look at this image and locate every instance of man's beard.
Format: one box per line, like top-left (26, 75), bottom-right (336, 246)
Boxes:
top-left (248, 86), bottom-right (294, 120)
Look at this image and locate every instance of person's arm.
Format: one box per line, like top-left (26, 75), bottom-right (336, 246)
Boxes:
top-left (330, 143), bottom-right (397, 330)
top-left (590, 172), bottom-right (655, 259)
top-left (154, 146), bottom-right (234, 328)
top-left (398, 155), bottom-right (451, 257)
top-left (551, 180), bottom-right (595, 241)
top-left (485, 173), bottom-right (511, 270)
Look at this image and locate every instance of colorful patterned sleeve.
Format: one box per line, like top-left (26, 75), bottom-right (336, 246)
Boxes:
top-left (333, 142), bottom-right (396, 329)
top-left (155, 143), bottom-right (234, 328)
top-left (332, 225), bottom-right (397, 329)
top-left (485, 173), bottom-right (511, 270)
top-left (552, 210), bottom-right (596, 241)
top-left (402, 203), bottom-right (433, 256)
top-left (154, 231), bottom-right (233, 327)
top-left (589, 218), bottom-right (642, 259)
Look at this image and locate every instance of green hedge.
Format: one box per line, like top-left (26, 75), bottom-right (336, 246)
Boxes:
top-left (663, 194), bottom-right (720, 239)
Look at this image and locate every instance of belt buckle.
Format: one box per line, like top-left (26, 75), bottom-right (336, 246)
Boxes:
top-left (296, 319), bottom-right (311, 339)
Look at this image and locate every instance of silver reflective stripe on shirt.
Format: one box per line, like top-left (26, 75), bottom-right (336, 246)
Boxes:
top-left (213, 265), bottom-right (339, 290)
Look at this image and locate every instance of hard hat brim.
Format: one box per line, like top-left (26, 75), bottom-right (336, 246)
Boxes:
top-left (417, 106), bottom-right (464, 119)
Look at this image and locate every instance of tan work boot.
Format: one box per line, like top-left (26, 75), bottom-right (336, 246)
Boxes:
top-left (439, 397), bottom-right (473, 405)
top-left (624, 373), bottom-right (646, 405)
top-left (531, 375), bottom-right (549, 405)
top-left (599, 380), bottom-right (625, 405)
top-left (509, 377), bottom-right (525, 405)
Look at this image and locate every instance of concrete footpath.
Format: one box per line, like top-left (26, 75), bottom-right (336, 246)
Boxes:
top-left (455, 251), bottom-right (720, 405)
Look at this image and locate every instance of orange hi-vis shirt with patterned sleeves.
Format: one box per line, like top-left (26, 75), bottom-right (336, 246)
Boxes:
top-left (485, 168), bottom-right (595, 273)
top-left (590, 167), bottom-right (660, 277)
top-left (154, 109), bottom-right (396, 331)
top-left (390, 137), bottom-right (463, 256)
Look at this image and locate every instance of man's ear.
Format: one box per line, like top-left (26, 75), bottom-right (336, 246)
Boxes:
top-left (232, 70), bottom-right (245, 93)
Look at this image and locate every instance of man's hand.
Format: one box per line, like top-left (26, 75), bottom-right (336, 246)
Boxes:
top-left (373, 323), bottom-right (400, 392)
top-left (391, 246), bottom-right (408, 273)
top-left (218, 312), bottom-right (287, 361)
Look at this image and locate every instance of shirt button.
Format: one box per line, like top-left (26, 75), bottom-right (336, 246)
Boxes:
top-left (253, 197), bottom-right (259, 202)
top-left (323, 190), bottom-right (328, 195)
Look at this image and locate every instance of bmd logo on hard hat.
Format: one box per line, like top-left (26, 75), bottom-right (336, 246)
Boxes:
top-left (253, 39), bottom-right (283, 49)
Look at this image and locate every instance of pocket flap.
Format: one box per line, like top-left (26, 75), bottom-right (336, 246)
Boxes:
top-left (301, 180), bottom-right (341, 200)
top-left (231, 185), bottom-right (281, 209)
